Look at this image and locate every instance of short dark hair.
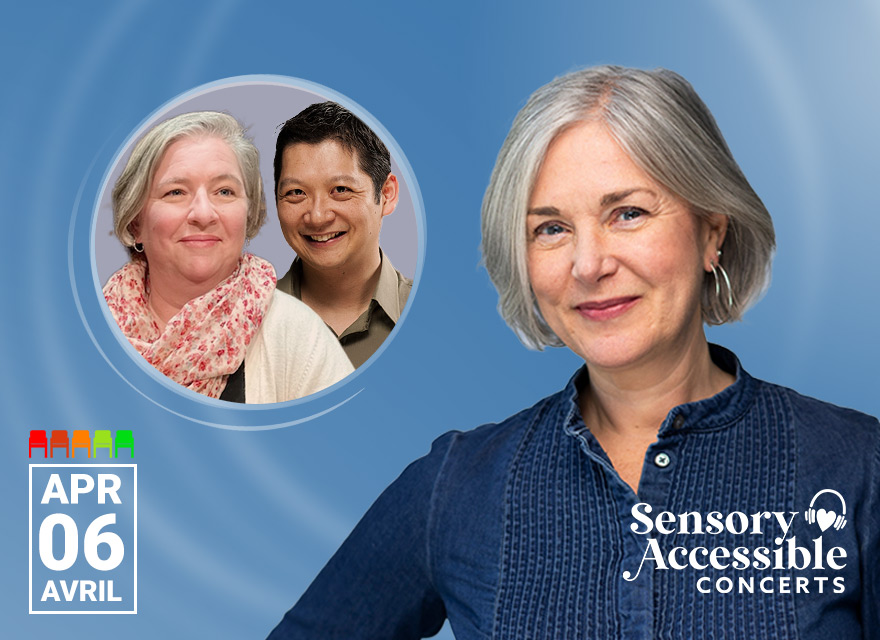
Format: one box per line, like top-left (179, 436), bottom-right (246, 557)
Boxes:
top-left (274, 101), bottom-right (391, 203)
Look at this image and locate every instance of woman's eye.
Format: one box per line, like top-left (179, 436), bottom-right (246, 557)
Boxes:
top-left (218, 188), bottom-right (234, 197)
top-left (530, 222), bottom-right (570, 244)
top-left (164, 188), bottom-right (184, 197)
top-left (536, 222), bottom-right (567, 236)
top-left (615, 207), bottom-right (647, 223)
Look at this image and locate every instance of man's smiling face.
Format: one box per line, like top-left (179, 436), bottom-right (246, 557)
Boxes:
top-left (276, 139), bottom-right (395, 272)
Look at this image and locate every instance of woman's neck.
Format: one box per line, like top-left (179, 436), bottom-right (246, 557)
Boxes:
top-left (146, 284), bottom-right (187, 330)
top-left (578, 333), bottom-right (734, 495)
top-left (581, 335), bottom-right (734, 439)
top-left (146, 274), bottom-right (219, 330)
top-left (144, 259), bottom-right (241, 330)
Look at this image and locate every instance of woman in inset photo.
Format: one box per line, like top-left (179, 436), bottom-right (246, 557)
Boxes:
top-left (103, 111), bottom-right (352, 403)
top-left (267, 67), bottom-right (879, 638)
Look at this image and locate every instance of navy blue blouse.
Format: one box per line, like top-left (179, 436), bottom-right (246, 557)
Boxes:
top-left (268, 346), bottom-right (880, 639)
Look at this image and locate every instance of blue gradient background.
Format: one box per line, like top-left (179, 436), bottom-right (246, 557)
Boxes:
top-left (2, 1), bottom-right (879, 638)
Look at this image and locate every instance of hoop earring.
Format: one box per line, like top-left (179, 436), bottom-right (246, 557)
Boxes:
top-left (133, 242), bottom-right (144, 253)
top-left (710, 250), bottom-right (733, 313)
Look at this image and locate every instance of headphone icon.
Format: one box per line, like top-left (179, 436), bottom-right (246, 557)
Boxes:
top-left (804, 489), bottom-right (847, 531)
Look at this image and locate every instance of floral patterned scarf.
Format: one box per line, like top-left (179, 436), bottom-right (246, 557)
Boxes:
top-left (102, 253), bottom-right (276, 399)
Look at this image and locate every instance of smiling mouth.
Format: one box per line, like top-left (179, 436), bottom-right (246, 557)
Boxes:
top-left (304, 231), bottom-right (346, 243)
top-left (576, 296), bottom-right (640, 320)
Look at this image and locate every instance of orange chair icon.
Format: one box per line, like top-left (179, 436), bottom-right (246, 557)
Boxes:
top-left (29, 430), bottom-right (48, 458)
top-left (71, 430), bottom-right (91, 458)
top-left (49, 430), bottom-right (69, 458)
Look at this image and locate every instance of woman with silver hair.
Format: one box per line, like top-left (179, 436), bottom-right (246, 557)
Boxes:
top-left (268, 67), bottom-right (878, 638)
top-left (104, 111), bottom-right (352, 403)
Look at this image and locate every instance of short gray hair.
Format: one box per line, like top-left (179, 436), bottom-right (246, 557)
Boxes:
top-left (112, 111), bottom-right (267, 257)
top-left (481, 65), bottom-right (775, 350)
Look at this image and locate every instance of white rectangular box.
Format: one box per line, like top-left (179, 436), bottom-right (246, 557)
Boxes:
top-left (28, 464), bottom-right (137, 615)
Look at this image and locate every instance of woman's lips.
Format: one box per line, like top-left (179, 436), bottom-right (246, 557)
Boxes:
top-left (180, 235), bottom-right (221, 247)
top-left (575, 296), bottom-right (640, 321)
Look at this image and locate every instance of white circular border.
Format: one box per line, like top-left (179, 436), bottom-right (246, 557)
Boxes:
top-left (71, 75), bottom-right (426, 429)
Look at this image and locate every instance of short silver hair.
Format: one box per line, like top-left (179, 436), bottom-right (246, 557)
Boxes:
top-left (481, 65), bottom-right (776, 350)
top-left (112, 111), bottom-right (267, 257)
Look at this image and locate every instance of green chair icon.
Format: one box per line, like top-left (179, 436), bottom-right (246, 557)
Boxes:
top-left (93, 430), bottom-right (114, 458)
top-left (115, 430), bottom-right (134, 458)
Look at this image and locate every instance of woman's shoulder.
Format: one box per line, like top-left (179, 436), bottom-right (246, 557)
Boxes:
top-left (422, 390), bottom-right (565, 483)
top-left (756, 378), bottom-right (879, 439)
top-left (245, 290), bottom-right (353, 403)
top-left (752, 378), bottom-right (880, 489)
top-left (256, 289), bottom-right (345, 359)
top-left (263, 289), bottom-right (329, 331)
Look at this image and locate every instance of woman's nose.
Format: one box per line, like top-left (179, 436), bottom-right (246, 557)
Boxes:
top-left (187, 188), bottom-right (218, 225)
top-left (571, 230), bottom-right (617, 283)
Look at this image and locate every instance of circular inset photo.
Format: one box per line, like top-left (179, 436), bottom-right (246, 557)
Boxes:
top-left (92, 76), bottom-right (422, 410)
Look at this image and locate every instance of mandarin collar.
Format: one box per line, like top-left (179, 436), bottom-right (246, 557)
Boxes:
top-left (561, 344), bottom-right (759, 437)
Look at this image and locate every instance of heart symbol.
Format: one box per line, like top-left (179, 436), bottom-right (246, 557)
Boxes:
top-left (816, 508), bottom-right (837, 531)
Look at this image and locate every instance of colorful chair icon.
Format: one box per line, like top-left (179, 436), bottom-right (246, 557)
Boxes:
top-left (93, 430), bottom-right (114, 458)
top-left (29, 430), bottom-right (48, 458)
top-left (71, 430), bottom-right (91, 458)
top-left (115, 430), bottom-right (134, 458)
top-left (49, 430), bottom-right (69, 458)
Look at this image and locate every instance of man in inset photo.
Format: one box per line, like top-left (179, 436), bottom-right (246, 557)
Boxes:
top-left (273, 101), bottom-right (412, 368)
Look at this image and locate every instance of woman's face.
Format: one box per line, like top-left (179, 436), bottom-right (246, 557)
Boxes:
top-left (526, 120), bottom-right (726, 372)
top-left (135, 135), bottom-right (248, 293)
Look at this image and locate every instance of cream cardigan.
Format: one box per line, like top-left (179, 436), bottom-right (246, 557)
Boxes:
top-left (244, 291), bottom-right (353, 403)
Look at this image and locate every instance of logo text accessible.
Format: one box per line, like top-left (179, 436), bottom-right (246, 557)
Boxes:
top-left (622, 490), bottom-right (848, 595)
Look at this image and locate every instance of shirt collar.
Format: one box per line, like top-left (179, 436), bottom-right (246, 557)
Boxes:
top-left (372, 250), bottom-right (404, 323)
top-left (277, 258), bottom-right (304, 298)
top-left (279, 249), bottom-right (403, 323)
top-left (561, 344), bottom-right (759, 437)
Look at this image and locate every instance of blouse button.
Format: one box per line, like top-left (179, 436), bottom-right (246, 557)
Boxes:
top-left (654, 452), bottom-right (671, 468)
top-left (672, 415), bottom-right (685, 429)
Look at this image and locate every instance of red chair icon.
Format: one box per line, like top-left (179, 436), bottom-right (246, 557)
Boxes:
top-left (72, 430), bottom-right (91, 458)
top-left (29, 430), bottom-right (48, 458)
top-left (50, 430), bottom-right (69, 458)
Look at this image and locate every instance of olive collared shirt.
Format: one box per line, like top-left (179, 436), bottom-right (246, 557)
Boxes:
top-left (277, 252), bottom-right (412, 368)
